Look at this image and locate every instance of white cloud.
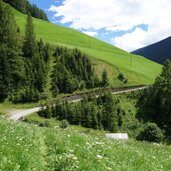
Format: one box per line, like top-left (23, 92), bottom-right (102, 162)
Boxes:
top-left (82, 31), bottom-right (98, 37)
top-left (49, 0), bottom-right (143, 30)
top-left (113, 28), bottom-right (147, 51)
top-left (49, 0), bottom-right (171, 51)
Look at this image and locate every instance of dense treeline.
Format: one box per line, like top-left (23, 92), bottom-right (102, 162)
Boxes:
top-left (0, 0), bottom-right (24, 101)
top-left (0, 1), bottom-right (50, 102)
top-left (51, 47), bottom-right (106, 95)
top-left (138, 60), bottom-right (171, 136)
top-left (39, 92), bottom-right (130, 133)
top-left (0, 0), bottom-right (109, 102)
top-left (3, 0), bottom-right (48, 21)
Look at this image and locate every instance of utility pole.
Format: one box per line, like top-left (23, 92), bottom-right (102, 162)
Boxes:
top-left (130, 54), bottom-right (133, 67)
top-left (89, 37), bottom-right (91, 48)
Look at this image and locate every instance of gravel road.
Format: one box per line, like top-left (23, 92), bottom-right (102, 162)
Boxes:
top-left (9, 86), bottom-right (147, 121)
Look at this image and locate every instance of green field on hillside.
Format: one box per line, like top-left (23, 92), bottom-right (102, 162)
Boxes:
top-left (13, 9), bottom-right (162, 86)
top-left (0, 117), bottom-right (171, 170)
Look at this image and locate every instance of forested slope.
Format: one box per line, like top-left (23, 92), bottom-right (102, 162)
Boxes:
top-left (12, 7), bottom-right (162, 85)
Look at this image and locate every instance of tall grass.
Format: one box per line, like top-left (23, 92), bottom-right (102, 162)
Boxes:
top-left (0, 117), bottom-right (170, 170)
top-left (0, 117), bottom-right (44, 170)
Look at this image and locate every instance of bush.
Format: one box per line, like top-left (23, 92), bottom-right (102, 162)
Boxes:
top-left (117, 73), bottom-right (128, 84)
top-left (39, 121), bottom-right (50, 127)
top-left (136, 123), bottom-right (164, 143)
top-left (60, 119), bottom-right (69, 129)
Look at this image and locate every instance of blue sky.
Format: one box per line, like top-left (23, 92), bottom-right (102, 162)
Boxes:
top-left (29, 0), bottom-right (171, 52)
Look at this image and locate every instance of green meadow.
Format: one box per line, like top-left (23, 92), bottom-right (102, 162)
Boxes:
top-left (0, 117), bottom-right (170, 171)
top-left (0, 3), bottom-right (170, 171)
top-left (13, 9), bottom-right (162, 86)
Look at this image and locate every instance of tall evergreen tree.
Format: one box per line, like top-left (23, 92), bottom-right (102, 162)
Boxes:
top-left (21, 14), bottom-right (47, 101)
top-left (101, 69), bottom-right (109, 87)
top-left (0, 0), bottom-right (24, 100)
top-left (0, 45), bottom-right (9, 100)
top-left (102, 92), bottom-right (118, 132)
top-left (139, 60), bottom-right (171, 134)
top-left (23, 13), bottom-right (37, 58)
top-left (3, 0), bottom-right (48, 21)
top-left (3, 0), bottom-right (26, 13)
top-left (52, 47), bottom-right (99, 95)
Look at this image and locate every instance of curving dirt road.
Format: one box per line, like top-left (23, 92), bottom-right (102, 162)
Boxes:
top-left (9, 107), bottom-right (41, 121)
top-left (9, 86), bottom-right (147, 121)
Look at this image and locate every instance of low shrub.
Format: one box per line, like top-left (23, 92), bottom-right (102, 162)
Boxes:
top-left (136, 122), bottom-right (164, 143)
top-left (60, 119), bottom-right (69, 129)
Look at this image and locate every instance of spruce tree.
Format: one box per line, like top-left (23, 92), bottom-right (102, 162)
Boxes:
top-left (102, 92), bottom-right (118, 132)
top-left (22, 13), bottom-right (47, 100)
top-left (23, 13), bottom-right (37, 58)
top-left (139, 60), bottom-right (171, 134)
top-left (101, 69), bottom-right (109, 87)
top-left (0, 0), bottom-right (24, 100)
top-left (0, 45), bottom-right (9, 100)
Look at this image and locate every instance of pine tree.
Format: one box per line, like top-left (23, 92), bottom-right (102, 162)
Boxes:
top-left (102, 92), bottom-right (118, 132)
top-left (139, 60), bottom-right (171, 134)
top-left (22, 13), bottom-right (37, 101)
top-left (3, 0), bottom-right (26, 13)
top-left (91, 103), bottom-right (99, 129)
top-left (52, 47), bottom-right (99, 95)
top-left (22, 13), bottom-right (47, 100)
top-left (101, 69), bottom-right (109, 87)
top-left (3, 0), bottom-right (48, 21)
top-left (0, 45), bottom-right (9, 100)
top-left (23, 13), bottom-right (37, 58)
top-left (97, 106), bottom-right (103, 130)
top-left (0, 0), bottom-right (24, 100)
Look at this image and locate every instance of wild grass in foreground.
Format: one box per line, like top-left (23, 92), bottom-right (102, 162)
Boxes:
top-left (0, 117), bottom-right (171, 171)
top-left (0, 117), bottom-right (44, 170)
top-left (45, 127), bottom-right (171, 171)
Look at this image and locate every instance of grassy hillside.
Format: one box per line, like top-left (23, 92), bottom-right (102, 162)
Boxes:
top-left (0, 117), bottom-right (171, 170)
top-left (13, 9), bottom-right (162, 86)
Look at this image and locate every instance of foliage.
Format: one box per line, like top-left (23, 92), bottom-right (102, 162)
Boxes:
top-left (117, 72), bottom-right (128, 84)
top-left (13, 7), bottom-right (162, 86)
top-left (23, 13), bottom-right (37, 58)
top-left (38, 92), bottom-right (141, 134)
top-left (1, 117), bottom-right (170, 170)
top-left (0, 0), bottom-right (24, 101)
top-left (3, 0), bottom-right (48, 21)
top-left (45, 127), bottom-right (171, 171)
top-left (12, 14), bottom-right (49, 103)
top-left (60, 119), bottom-right (70, 129)
top-left (138, 60), bottom-right (171, 135)
top-left (101, 69), bottom-right (109, 87)
top-left (52, 47), bottom-right (100, 95)
top-left (0, 2), bottom-right (50, 103)
top-left (136, 123), bottom-right (164, 143)
top-left (0, 117), bottom-right (45, 170)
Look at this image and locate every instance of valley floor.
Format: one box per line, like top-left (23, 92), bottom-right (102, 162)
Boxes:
top-left (1, 85), bottom-right (147, 121)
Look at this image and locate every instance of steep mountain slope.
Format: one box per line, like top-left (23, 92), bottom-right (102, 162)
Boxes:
top-left (13, 8), bottom-right (162, 85)
top-left (132, 36), bottom-right (171, 64)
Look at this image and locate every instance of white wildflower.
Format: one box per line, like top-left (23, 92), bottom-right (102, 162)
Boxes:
top-left (96, 155), bottom-right (103, 159)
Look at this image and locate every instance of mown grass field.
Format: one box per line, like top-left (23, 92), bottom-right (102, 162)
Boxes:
top-left (13, 8), bottom-right (162, 86)
top-left (0, 117), bottom-right (171, 171)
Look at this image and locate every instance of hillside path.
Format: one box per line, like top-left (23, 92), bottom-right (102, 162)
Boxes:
top-left (9, 86), bottom-right (147, 121)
